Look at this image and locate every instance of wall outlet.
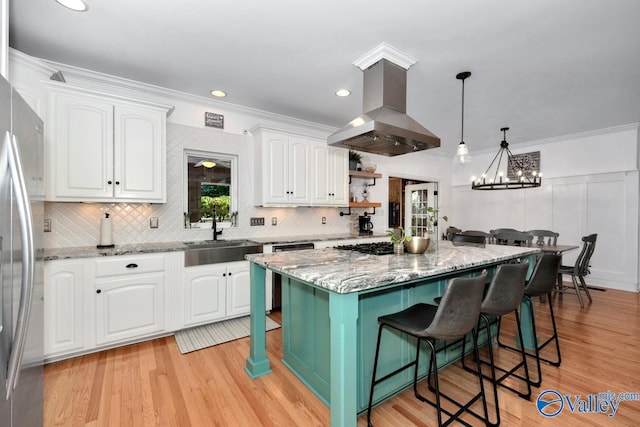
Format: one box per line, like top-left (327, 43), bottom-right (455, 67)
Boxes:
top-left (271, 217), bottom-right (277, 226)
top-left (150, 217), bottom-right (159, 228)
top-left (250, 217), bottom-right (265, 226)
top-left (322, 217), bottom-right (326, 224)
top-left (44, 218), bottom-right (51, 232)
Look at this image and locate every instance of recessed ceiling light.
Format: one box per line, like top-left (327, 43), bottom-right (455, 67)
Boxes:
top-left (335, 89), bottom-right (351, 97)
top-left (210, 90), bottom-right (227, 98)
top-left (55, 0), bottom-right (89, 11)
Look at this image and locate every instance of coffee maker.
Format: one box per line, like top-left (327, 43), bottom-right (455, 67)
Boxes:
top-left (358, 215), bottom-right (374, 235)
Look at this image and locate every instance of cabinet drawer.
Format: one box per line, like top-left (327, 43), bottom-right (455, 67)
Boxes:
top-left (95, 255), bottom-right (164, 277)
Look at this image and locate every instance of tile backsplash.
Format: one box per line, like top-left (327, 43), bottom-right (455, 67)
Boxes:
top-left (43, 123), bottom-right (355, 248)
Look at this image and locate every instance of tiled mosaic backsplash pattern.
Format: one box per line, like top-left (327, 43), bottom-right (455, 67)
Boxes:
top-left (44, 123), bottom-right (354, 248)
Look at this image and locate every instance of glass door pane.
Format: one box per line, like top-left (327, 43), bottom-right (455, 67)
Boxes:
top-left (404, 182), bottom-right (438, 237)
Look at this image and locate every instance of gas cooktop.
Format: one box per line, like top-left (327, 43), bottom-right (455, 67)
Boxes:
top-left (334, 242), bottom-right (394, 255)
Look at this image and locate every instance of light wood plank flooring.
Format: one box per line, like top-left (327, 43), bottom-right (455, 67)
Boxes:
top-left (45, 286), bottom-right (640, 426)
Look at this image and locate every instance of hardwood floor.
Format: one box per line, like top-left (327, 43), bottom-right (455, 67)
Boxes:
top-left (44, 287), bottom-right (640, 426)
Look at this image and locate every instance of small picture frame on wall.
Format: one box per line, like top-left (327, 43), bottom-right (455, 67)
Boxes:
top-left (205, 112), bottom-right (224, 129)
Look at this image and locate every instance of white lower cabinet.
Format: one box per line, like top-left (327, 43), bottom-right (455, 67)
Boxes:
top-left (94, 272), bottom-right (165, 346)
top-left (181, 260), bottom-right (251, 328)
top-left (44, 260), bottom-right (86, 358)
top-left (226, 262), bottom-right (252, 317)
top-left (44, 252), bottom-right (180, 361)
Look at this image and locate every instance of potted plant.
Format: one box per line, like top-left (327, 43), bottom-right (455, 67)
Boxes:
top-left (423, 207), bottom-right (448, 252)
top-left (349, 150), bottom-right (362, 171)
top-left (387, 227), bottom-right (412, 254)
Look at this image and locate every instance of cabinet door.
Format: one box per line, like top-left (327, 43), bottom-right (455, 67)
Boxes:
top-left (114, 104), bottom-right (166, 201)
top-left (182, 264), bottom-right (227, 327)
top-left (95, 273), bottom-right (165, 345)
top-left (329, 147), bottom-right (349, 205)
top-left (262, 134), bottom-right (289, 204)
top-left (288, 137), bottom-right (311, 204)
top-left (49, 92), bottom-right (114, 199)
top-left (311, 143), bottom-right (331, 205)
top-left (44, 261), bottom-right (85, 358)
top-left (226, 261), bottom-right (251, 317)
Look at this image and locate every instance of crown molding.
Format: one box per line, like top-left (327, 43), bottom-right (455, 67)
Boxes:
top-left (9, 48), bottom-right (59, 77)
top-left (353, 42), bottom-right (417, 70)
top-left (38, 57), bottom-right (336, 136)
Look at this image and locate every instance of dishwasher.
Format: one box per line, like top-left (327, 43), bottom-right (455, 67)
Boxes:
top-left (272, 242), bottom-right (315, 310)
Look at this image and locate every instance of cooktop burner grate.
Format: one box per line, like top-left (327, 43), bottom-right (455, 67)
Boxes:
top-left (335, 242), bottom-right (394, 255)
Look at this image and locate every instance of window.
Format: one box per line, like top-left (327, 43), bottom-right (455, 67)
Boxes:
top-left (184, 150), bottom-right (237, 229)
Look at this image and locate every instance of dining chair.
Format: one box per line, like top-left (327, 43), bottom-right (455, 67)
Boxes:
top-left (490, 228), bottom-right (520, 235)
top-left (460, 230), bottom-right (492, 244)
top-left (461, 262), bottom-right (530, 426)
top-left (451, 233), bottom-right (486, 247)
top-left (556, 233), bottom-right (597, 307)
top-left (444, 226), bottom-right (462, 241)
top-left (492, 231), bottom-right (533, 247)
top-left (497, 254), bottom-right (562, 387)
top-left (526, 229), bottom-right (559, 246)
top-left (367, 271), bottom-right (489, 427)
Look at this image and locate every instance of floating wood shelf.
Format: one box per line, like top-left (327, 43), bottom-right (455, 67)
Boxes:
top-left (348, 170), bottom-right (382, 179)
top-left (349, 202), bottom-right (382, 208)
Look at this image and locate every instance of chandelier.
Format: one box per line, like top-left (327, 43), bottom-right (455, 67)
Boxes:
top-left (471, 127), bottom-right (542, 190)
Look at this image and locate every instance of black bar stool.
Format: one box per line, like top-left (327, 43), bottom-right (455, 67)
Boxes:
top-left (367, 271), bottom-right (488, 427)
top-left (498, 254), bottom-right (562, 386)
top-left (461, 262), bottom-right (531, 427)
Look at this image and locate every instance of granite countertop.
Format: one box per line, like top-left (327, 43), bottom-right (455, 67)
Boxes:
top-left (249, 233), bottom-right (388, 245)
top-left (245, 241), bottom-right (540, 294)
top-left (43, 241), bottom-right (189, 261)
top-left (43, 233), bottom-right (387, 261)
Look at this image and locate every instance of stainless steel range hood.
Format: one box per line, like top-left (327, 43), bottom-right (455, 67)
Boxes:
top-left (328, 58), bottom-right (440, 156)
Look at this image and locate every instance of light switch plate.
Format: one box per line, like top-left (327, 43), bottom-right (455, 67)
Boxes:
top-left (44, 219), bottom-right (51, 232)
top-left (150, 217), bottom-right (159, 228)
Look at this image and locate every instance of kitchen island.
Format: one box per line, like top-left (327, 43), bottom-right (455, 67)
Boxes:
top-left (245, 241), bottom-right (539, 427)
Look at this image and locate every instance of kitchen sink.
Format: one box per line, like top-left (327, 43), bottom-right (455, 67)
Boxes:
top-left (184, 240), bottom-right (263, 266)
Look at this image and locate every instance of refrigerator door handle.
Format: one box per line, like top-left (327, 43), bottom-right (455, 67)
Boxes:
top-left (5, 132), bottom-right (35, 399)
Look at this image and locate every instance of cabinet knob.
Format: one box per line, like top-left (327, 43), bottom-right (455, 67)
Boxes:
top-left (126, 263), bottom-right (138, 269)
top-left (107, 180), bottom-right (112, 185)
top-left (223, 273), bottom-right (226, 277)
top-left (96, 289), bottom-right (102, 294)
top-left (228, 272), bottom-right (232, 276)
top-left (115, 181), bottom-right (120, 185)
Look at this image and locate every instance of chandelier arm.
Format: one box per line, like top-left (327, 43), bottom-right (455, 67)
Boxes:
top-left (492, 149), bottom-right (506, 183)
top-left (480, 148), bottom-right (503, 180)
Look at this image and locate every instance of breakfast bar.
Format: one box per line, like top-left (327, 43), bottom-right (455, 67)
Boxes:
top-left (245, 242), bottom-right (539, 426)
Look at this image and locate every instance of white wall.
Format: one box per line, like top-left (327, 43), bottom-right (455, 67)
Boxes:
top-left (452, 126), bottom-right (640, 291)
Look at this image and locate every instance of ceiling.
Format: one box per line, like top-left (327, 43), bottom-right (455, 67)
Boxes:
top-left (9, 0), bottom-right (640, 157)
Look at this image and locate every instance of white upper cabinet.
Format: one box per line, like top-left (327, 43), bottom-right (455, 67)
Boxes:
top-left (253, 126), bottom-right (312, 206)
top-left (45, 83), bottom-right (172, 202)
top-left (311, 143), bottom-right (349, 206)
top-left (252, 125), bottom-right (348, 207)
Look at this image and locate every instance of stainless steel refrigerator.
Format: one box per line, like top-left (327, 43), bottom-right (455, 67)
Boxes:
top-left (0, 75), bottom-right (44, 426)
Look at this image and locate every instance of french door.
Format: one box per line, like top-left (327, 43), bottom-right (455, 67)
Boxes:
top-left (404, 182), bottom-right (439, 238)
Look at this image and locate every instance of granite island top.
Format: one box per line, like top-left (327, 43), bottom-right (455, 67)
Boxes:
top-left (43, 233), bottom-right (388, 261)
top-left (246, 241), bottom-right (540, 294)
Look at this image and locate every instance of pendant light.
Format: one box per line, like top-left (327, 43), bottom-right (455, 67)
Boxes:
top-left (455, 71), bottom-right (472, 164)
top-left (471, 127), bottom-right (542, 190)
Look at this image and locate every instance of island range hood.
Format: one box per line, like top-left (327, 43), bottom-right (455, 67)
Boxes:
top-left (328, 58), bottom-right (440, 156)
